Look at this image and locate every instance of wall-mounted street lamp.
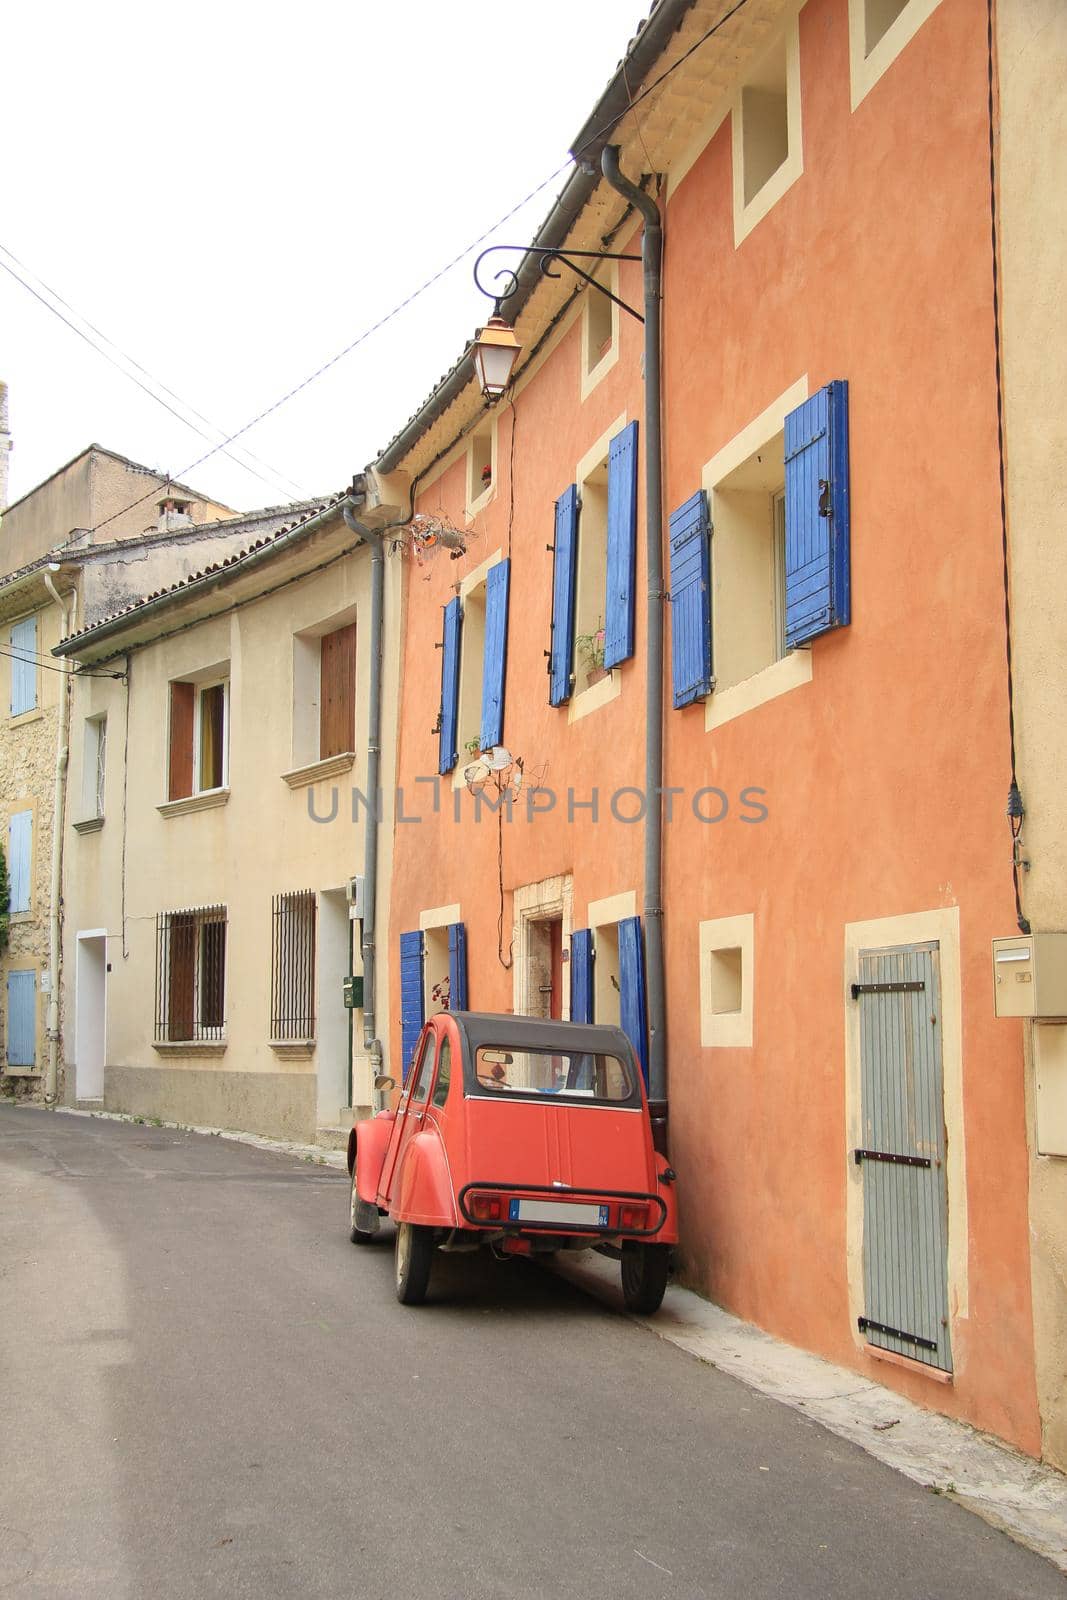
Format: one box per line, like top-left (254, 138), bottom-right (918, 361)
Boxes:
top-left (471, 315), bottom-right (523, 403)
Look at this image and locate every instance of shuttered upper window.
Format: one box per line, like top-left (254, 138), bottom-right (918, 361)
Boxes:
top-left (9, 615), bottom-right (38, 717)
top-left (439, 555), bottom-right (510, 776)
top-left (549, 420), bottom-right (638, 708)
top-left (319, 622), bottom-right (356, 760)
top-left (168, 677), bottom-right (229, 801)
top-left (7, 810), bottom-right (31, 914)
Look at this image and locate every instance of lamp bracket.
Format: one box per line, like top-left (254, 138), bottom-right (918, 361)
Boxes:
top-left (473, 245), bottom-right (644, 323)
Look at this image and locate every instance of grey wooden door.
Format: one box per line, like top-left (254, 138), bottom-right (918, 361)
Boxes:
top-left (854, 942), bottom-right (952, 1373)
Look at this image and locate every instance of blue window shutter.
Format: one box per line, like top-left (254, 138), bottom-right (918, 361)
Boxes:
top-left (448, 921), bottom-right (468, 1011)
top-left (8, 810), bottom-right (31, 914)
top-left (549, 485), bottom-right (579, 706)
top-left (10, 616), bottom-right (37, 716)
top-left (399, 930), bottom-right (425, 1082)
top-left (479, 559), bottom-right (510, 750)
top-left (668, 491), bottom-right (712, 708)
top-left (618, 916), bottom-right (649, 1085)
top-left (784, 381), bottom-right (851, 647)
top-left (570, 929), bottom-right (594, 1024)
top-left (6, 971), bottom-right (37, 1068)
top-left (604, 421), bottom-right (639, 669)
top-left (438, 598), bottom-right (461, 774)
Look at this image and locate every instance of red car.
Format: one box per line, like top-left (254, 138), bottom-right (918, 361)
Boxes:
top-left (347, 1011), bottom-right (678, 1312)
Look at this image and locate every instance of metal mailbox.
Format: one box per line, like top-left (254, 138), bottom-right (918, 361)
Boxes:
top-left (992, 933), bottom-right (1067, 1019)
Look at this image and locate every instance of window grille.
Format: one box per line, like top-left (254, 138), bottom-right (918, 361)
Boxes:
top-left (271, 891), bottom-right (316, 1040)
top-left (155, 905), bottom-right (227, 1043)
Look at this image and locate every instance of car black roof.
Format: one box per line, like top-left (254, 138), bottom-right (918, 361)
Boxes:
top-left (443, 1011), bottom-right (637, 1064)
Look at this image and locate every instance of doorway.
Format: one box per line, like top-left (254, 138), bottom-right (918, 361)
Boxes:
top-left (316, 889), bottom-right (350, 1127)
top-left (525, 916), bottom-right (563, 1019)
top-left (75, 932), bottom-right (107, 1101)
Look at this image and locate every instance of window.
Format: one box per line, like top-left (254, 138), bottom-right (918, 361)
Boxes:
top-left (438, 554), bottom-right (510, 775)
top-left (155, 905), bottom-right (227, 1043)
top-left (432, 1037), bottom-right (452, 1108)
top-left (570, 908), bottom-right (649, 1081)
top-left (707, 432), bottom-right (789, 694)
top-left (466, 421), bottom-right (496, 516)
top-left (82, 715), bottom-right (107, 820)
top-left (699, 914), bottom-right (754, 1047)
top-left (10, 615), bottom-right (37, 716)
top-left (7, 810), bottom-right (31, 914)
top-left (732, 20), bottom-right (802, 244)
top-left (168, 675), bottom-right (229, 800)
top-left (411, 1036), bottom-right (437, 1102)
top-left (270, 891), bottom-right (316, 1041)
top-left (847, 0), bottom-right (945, 108)
top-left (580, 262), bottom-right (620, 399)
top-left (291, 616), bottom-right (356, 770)
top-left (549, 420), bottom-right (638, 710)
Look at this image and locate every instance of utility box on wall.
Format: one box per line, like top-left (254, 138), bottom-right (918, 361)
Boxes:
top-left (992, 932), bottom-right (1067, 1019)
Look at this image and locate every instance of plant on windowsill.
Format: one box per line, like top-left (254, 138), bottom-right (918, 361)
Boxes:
top-left (575, 620), bottom-right (608, 687)
top-left (430, 975), bottom-right (451, 1011)
top-left (464, 735), bottom-right (483, 759)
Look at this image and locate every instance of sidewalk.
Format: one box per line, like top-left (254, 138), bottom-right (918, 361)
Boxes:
top-left (54, 1104), bottom-right (1067, 1574)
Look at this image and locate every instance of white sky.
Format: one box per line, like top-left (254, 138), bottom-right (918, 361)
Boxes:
top-left (3, 0), bottom-right (646, 515)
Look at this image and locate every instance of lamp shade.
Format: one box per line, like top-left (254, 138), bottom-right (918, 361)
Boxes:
top-left (471, 316), bottom-right (522, 401)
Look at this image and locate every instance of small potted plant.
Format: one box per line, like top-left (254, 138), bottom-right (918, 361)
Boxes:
top-left (464, 735), bottom-right (483, 759)
top-left (575, 620), bottom-right (608, 686)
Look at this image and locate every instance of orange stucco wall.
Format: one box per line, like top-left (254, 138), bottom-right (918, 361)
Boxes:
top-left (388, 0), bottom-right (1039, 1453)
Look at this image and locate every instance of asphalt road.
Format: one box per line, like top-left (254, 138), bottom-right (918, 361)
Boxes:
top-left (1, 1107), bottom-right (1062, 1600)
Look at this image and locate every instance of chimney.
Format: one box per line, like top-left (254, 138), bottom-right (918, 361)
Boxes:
top-left (0, 383), bottom-right (11, 512)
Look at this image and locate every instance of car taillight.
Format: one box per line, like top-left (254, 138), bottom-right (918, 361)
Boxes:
top-left (618, 1203), bottom-right (648, 1231)
top-left (470, 1194), bottom-right (503, 1222)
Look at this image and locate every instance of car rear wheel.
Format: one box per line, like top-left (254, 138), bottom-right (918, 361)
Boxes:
top-left (620, 1242), bottom-right (671, 1315)
top-left (395, 1221), bottom-right (435, 1305)
top-left (349, 1167), bottom-right (376, 1245)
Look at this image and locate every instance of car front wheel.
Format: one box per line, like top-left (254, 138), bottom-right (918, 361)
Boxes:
top-left (620, 1242), bottom-right (671, 1315)
top-left (349, 1167), bottom-right (376, 1245)
top-left (395, 1221), bottom-right (435, 1305)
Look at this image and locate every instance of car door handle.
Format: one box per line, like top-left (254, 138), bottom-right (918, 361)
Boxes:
top-left (412, 1110), bottom-right (425, 1124)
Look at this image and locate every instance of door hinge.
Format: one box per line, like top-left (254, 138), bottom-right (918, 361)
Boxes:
top-left (854, 1148), bottom-right (931, 1169)
top-left (851, 980), bottom-right (925, 1000)
top-left (858, 1316), bottom-right (938, 1354)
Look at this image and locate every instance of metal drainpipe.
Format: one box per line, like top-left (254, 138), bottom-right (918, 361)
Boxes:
top-left (342, 505), bottom-right (386, 1106)
top-left (42, 568), bottom-right (73, 1107)
top-left (600, 145), bottom-right (669, 1151)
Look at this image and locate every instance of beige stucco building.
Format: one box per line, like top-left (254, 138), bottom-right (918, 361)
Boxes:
top-left (997, 0), bottom-right (1067, 1472)
top-left (0, 442), bottom-right (318, 1097)
top-left (55, 489), bottom-right (402, 1142)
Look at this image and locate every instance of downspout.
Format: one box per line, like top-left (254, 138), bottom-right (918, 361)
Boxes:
top-left (342, 505), bottom-right (386, 1104)
top-left (600, 146), bottom-right (669, 1151)
top-left (42, 567), bottom-right (73, 1106)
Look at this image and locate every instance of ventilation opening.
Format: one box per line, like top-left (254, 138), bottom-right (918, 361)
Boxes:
top-left (586, 285), bottom-right (613, 377)
top-left (709, 947), bottom-right (743, 1015)
top-left (740, 38), bottom-right (789, 205)
top-left (864, 0), bottom-right (909, 53)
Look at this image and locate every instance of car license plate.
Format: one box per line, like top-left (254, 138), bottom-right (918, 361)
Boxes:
top-left (508, 1198), bottom-right (610, 1227)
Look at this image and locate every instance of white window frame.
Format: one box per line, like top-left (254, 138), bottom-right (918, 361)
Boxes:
top-left (466, 418), bottom-right (497, 519)
top-left (193, 679), bottom-right (229, 795)
top-left (848, 0), bottom-right (945, 110)
top-left (580, 260), bottom-right (621, 402)
top-left (731, 16), bottom-right (803, 246)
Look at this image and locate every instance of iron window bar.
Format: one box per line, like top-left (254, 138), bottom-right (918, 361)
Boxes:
top-left (270, 891), bottom-right (317, 1041)
top-left (155, 905), bottom-right (227, 1043)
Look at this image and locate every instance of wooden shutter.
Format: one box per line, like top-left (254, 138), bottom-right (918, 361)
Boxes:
top-left (668, 491), bottom-right (712, 708)
top-left (438, 599), bottom-right (461, 775)
top-left (6, 970), bottom-right (37, 1067)
top-left (399, 930), bottom-right (425, 1082)
top-left (549, 485), bottom-right (579, 706)
top-left (618, 915), bottom-right (649, 1085)
top-left (168, 682), bottom-right (195, 800)
top-left (604, 421), bottom-right (639, 669)
top-left (167, 912), bottom-right (196, 1041)
top-left (10, 616), bottom-right (37, 715)
top-left (784, 381), bottom-right (851, 647)
top-left (7, 810), bottom-right (31, 913)
top-left (570, 929), bottom-right (594, 1024)
top-left (448, 921), bottom-right (468, 1011)
top-left (855, 943), bottom-right (951, 1372)
top-left (479, 560), bottom-right (510, 751)
top-left (319, 622), bottom-right (356, 759)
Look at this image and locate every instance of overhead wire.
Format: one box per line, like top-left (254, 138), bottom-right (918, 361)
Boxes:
top-left (0, 645), bottom-right (124, 680)
top-left (0, 245), bottom-right (308, 504)
top-left (40, 0), bottom-right (754, 553)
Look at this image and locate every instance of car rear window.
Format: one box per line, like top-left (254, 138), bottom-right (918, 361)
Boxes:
top-left (470, 1046), bottom-right (637, 1105)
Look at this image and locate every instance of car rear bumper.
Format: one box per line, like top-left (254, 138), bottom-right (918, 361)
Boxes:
top-left (457, 1181), bottom-right (674, 1241)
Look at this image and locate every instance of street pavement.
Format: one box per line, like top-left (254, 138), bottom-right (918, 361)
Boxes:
top-left (1, 1106), bottom-right (1062, 1600)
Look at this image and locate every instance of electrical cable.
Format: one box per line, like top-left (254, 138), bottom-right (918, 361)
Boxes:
top-left (986, 0), bottom-right (1029, 935)
top-left (0, 246), bottom-right (308, 504)
top-left (0, 645), bottom-right (124, 680)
